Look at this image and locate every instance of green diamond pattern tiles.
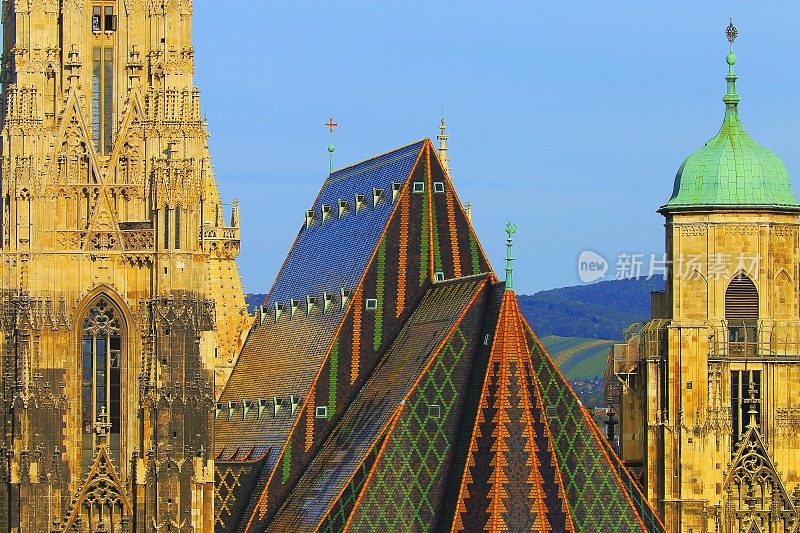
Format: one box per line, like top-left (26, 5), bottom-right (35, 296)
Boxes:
top-left (593, 422), bottom-right (664, 532)
top-left (317, 435), bottom-right (385, 533)
top-left (347, 329), bottom-right (469, 532)
top-left (527, 330), bottom-right (655, 533)
top-left (264, 278), bottom-right (487, 532)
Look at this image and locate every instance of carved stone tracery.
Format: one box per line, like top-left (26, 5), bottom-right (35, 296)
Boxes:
top-left (62, 437), bottom-right (132, 532)
top-left (83, 297), bottom-right (120, 337)
top-left (723, 423), bottom-right (798, 533)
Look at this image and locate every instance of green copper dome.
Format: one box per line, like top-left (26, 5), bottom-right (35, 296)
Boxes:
top-left (662, 40), bottom-right (800, 212)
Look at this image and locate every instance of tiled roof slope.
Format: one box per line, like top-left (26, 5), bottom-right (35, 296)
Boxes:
top-left (215, 140), bottom-right (491, 531)
top-left (523, 299), bottom-right (666, 532)
top-left (267, 275), bottom-right (490, 531)
top-left (451, 289), bottom-right (666, 531)
top-left (342, 282), bottom-right (504, 532)
top-left (266, 141), bottom-right (424, 307)
top-left (215, 305), bottom-right (344, 459)
top-left (215, 140), bottom-right (665, 532)
top-left (452, 289), bottom-right (575, 531)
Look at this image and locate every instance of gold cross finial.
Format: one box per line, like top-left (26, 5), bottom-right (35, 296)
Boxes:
top-left (325, 117), bottom-right (338, 133)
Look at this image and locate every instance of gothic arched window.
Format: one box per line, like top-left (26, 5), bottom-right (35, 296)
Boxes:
top-left (82, 297), bottom-right (122, 472)
top-left (174, 206), bottom-right (181, 249)
top-left (725, 273), bottom-right (758, 356)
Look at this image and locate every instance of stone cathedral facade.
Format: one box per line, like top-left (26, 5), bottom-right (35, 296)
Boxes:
top-left (609, 27), bottom-right (800, 533)
top-left (0, 1), bottom-right (248, 531)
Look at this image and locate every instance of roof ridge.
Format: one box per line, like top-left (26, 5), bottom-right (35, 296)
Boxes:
top-left (328, 139), bottom-right (426, 180)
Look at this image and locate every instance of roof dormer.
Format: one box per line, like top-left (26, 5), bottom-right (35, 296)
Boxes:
top-left (373, 188), bottom-right (385, 207)
top-left (338, 199), bottom-right (349, 218)
top-left (355, 194), bottom-right (367, 213)
top-left (392, 182), bottom-right (402, 203)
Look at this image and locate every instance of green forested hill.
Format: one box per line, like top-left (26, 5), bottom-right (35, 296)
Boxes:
top-left (518, 277), bottom-right (664, 340)
top-left (245, 293), bottom-right (266, 313)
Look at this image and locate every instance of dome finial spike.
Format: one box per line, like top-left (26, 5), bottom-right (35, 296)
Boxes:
top-left (723, 20), bottom-right (740, 110)
top-left (726, 18), bottom-right (738, 50)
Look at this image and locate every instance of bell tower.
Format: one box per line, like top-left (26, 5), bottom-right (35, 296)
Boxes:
top-left (0, 1), bottom-right (248, 530)
top-left (611, 22), bottom-right (800, 532)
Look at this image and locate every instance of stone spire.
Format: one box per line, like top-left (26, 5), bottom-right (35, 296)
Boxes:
top-left (746, 378), bottom-right (761, 429)
top-left (437, 117), bottom-right (450, 175)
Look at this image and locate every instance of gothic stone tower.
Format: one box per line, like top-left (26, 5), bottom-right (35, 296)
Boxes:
top-left (611, 25), bottom-right (800, 533)
top-left (0, 0), bottom-right (248, 530)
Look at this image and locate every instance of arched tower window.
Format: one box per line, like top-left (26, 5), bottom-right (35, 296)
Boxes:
top-left (164, 205), bottom-right (171, 249)
top-left (81, 297), bottom-right (122, 473)
top-left (174, 206), bottom-right (181, 249)
top-left (725, 273), bottom-right (758, 356)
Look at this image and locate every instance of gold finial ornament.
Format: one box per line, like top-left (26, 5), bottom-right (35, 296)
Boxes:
top-left (726, 18), bottom-right (738, 47)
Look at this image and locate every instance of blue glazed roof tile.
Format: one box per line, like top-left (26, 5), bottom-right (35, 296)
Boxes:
top-left (267, 141), bottom-right (424, 306)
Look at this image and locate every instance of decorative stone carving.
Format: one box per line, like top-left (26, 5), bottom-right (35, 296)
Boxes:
top-left (723, 418), bottom-right (799, 532)
top-left (773, 225), bottom-right (797, 237)
top-left (725, 224), bottom-right (760, 236)
top-left (681, 224), bottom-right (708, 237)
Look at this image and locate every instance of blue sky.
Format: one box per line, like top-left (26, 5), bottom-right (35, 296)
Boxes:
top-left (193, 2), bottom-right (800, 295)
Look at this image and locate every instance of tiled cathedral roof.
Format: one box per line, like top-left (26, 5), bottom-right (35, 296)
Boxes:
top-left (214, 140), bottom-right (665, 532)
